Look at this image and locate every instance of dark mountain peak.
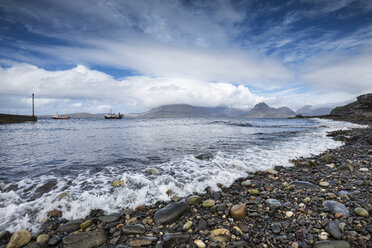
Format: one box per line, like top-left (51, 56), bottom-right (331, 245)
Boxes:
top-left (252, 102), bottom-right (270, 110)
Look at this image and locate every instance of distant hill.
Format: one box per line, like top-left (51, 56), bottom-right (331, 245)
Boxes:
top-left (128, 103), bottom-right (296, 119)
top-left (39, 112), bottom-right (105, 118)
top-left (330, 93), bottom-right (372, 120)
top-left (244, 102), bottom-right (296, 118)
top-left (296, 105), bottom-right (332, 116)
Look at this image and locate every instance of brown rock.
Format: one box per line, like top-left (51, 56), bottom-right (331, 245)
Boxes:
top-left (6, 230), bottom-right (31, 248)
top-left (230, 204), bottom-right (247, 220)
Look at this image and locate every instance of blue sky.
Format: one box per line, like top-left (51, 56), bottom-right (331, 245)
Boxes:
top-left (0, 0), bottom-right (372, 114)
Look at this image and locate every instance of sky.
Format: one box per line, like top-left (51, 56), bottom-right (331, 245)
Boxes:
top-left (0, 0), bottom-right (372, 114)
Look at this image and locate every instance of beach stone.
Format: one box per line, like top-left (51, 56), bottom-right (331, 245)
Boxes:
top-left (249, 189), bottom-right (260, 195)
top-left (194, 239), bottom-right (206, 248)
top-left (322, 200), bottom-right (350, 217)
top-left (187, 195), bottom-right (201, 205)
top-left (359, 167), bottom-right (368, 172)
top-left (80, 220), bottom-right (92, 229)
top-left (265, 199), bottom-right (282, 210)
top-left (319, 181), bottom-right (329, 187)
top-left (62, 231), bottom-right (106, 248)
top-left (230, 204), bottom-right (246, 220)
top-left (183, 221), bottom-right (193, 230)
top-left (6, 230), bottom-right (31, 248)
top-left (241, 180), bottom-right (252, 187)
top-left (129, 238), bottom-right (154, 247)
top-left (271, 223), bottom-right (281, 234)
top-left (290, 181), bottom-right (320, 189)
top-left (112, 180), bottom-right (125, 187)
top-left (265, 169), bottom-right (278, 175)
top-left (36, 234), bottom-right (49, 243)
top-left (98, 215), bottom-right (120, 223)
top-left (326, 221), bottom-right (341, 240)
top-left (226, 241), bottom-right (249, 247)
top-left (286, 211), bottom-right (294, 218)
top-left (313, 240), bottom-right (350, 248)
top-left (321, 154), bottom-right (335, 163)
top-left (57, 220), bottom-right (83, 232)
top-left (338, 163), bottom-right (353, 172)
top-left (122, 224), bottom-right (146, 234)
top-left (145, 167), bottom-right (162, 175)
top-left (210, 229), bottom-right (230, 243)
top-left (303, 197), bottom-right (311, 203)
top-left (154, 201), bottom-right (189, 225)
top-left (48, 236), bottom-right (62, 246)
top-left (318, 232), bottom-right (329, 240)
top-left (163, 231), bottom-right (189, 247)
top-left (47, 209), bottom-right (62, 218)
top-left (354, 207), bottom-right (369, 217)
top-left (202, 199), bottom-right (215, 208)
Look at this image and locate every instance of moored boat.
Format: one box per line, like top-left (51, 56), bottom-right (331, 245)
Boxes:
top-left (52, 115), bottom-right (70, 119)
top-left (104, 113), bottom-right (123, 119)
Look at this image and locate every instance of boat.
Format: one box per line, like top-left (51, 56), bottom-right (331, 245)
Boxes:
top-left (52, 115), bottom-right (70, 119)
top-left (104, 113), bottom-right (123, 119)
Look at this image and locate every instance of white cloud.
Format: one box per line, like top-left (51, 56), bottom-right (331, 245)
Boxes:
top-left (0, 63), bottom-right (264, 114)
top-left (300, 46), bottom-right (372, 93)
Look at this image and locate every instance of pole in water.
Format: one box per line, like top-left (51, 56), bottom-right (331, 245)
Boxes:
top-left (32, 93), bottom-right (35, 116)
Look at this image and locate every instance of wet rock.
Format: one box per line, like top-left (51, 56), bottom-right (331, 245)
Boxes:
top-left (338, 163), bottom-right (354, 172)
top-left (80, 220), bottom-right (92, 229)
top-left (194, 239), bottom-right (206, 248)
top-left (226, 241), bottom-right (249, 248)
top-left (0, 231), bottom-right (11, 242)
top-left (154, 201), bottom-right (189, 225)
top-left (129, 238), bottom-right (155, 247)
top-left (318, 232), bottom-right (329, 240)
top-left (354, 207), bottom-right (369, 217)
top-left (6, 230), bottom-right (31, 248)
top-left (33, 180), bottom-right (57, 199)
top-left (195, 153), bottom-right (213, 160)
top-left (122, 224), bottom-right (146, 234)
top-left (202, 199), bottom-right (215, 207)
top-left (112, 180), bottom-right (125, 187)
top-left (326, 220), bottom-right (341, 240)
top-left (98, 215), bottom-right (120, 223)
top-left (209, 229), bottom-right (230, 243)
top-left (322, 200), bottom-right (350, 217)
top-left (290, 181), bottom-right (320, 189)
top-left (230, 204), bottom-right (246, 220)
top-left (265, 199), bottom-right (282, 210)
top-left (163, 231), bottom-right (189, 248)
top-left (186, 195), bottom-right (201, 205)
top-left (248, 189), bottom-right (260, 195)
top-left (286, 211), bottom-right (294, 218)
top-left (57, 220), bottom-right (83, 232)
top-left (62, 231), bottom-right (106, 248)
top-left (319, 181), bottom-right (329, 187)
top-left (313, 240), bottom-right (350, 248)
top-left (36, 234), bottom-right (49, 243)
top-left (47, 236), bottom-right (62, 246)
top-left (145, 167), bottom-right (162, 175)
top-left (47, 209), bottom-right (62, 218)
top-left (271, 223), bottom-right (281, 234)
top-left (241, 180), bottom-right (252, 187)
top-left (183, 221), bottom-right (192, 230)
top-left (321, 153), bottom-right (335, 163)
top-left (265, 169), bottom-right (278, 175)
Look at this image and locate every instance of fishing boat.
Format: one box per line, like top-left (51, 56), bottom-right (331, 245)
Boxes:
top-left (52, 115), bottom-right (70, 119)
top-left (104, 113), bottom-right (123, 119)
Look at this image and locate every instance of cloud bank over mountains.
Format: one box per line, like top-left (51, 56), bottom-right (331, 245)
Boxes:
top-left (0, 0), bottom-right (372, 114)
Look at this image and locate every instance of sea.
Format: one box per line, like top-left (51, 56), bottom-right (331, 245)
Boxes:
top-left (0, 117), bottom-right (364, 233)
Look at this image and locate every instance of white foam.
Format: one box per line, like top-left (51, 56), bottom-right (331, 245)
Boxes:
top-left (0, 118), bottom-right (365, 233)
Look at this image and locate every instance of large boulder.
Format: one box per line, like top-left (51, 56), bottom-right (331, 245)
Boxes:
top-left (6, 230), bottom-right (31, 248)
top-left (62, 231), bottom-right (106, 248)
top-left (154, 201), bottom-right (189, 225)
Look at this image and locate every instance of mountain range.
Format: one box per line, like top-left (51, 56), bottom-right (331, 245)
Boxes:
top-left (296, 105), bottom-right (332, 116)
top-left (126, 102), bottom-right (297, 119)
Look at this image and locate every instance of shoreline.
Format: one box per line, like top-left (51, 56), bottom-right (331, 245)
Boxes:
top-left (1, 119), bottom-right (371, 248)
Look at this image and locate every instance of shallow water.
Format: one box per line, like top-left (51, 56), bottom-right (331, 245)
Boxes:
top-left (0, 117), bottom-right (363, 232)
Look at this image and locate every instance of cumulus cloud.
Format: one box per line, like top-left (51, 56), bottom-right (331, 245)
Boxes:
top-left (0, 63), bottom-right (264, 114)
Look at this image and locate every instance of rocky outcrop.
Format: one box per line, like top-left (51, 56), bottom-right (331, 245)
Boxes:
top-left (330, 93), bottom-right (372, 120)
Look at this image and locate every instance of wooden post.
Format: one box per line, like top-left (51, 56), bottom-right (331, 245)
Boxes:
top-left (32, 93), bottom-right (35, 116)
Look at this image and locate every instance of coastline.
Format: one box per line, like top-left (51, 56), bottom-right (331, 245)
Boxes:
top-left (1, 119), bottom-right (371, 248)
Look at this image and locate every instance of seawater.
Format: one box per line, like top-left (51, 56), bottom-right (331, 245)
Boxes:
top-left (0, 118), bottom-right (363, 233)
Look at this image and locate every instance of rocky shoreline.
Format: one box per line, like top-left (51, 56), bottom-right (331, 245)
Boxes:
top-left (1, 122), bottom-right (371, 248)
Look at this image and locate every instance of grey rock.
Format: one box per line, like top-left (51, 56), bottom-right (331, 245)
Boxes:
top-left (98, 215), bottom-right (120, 223)
top-left (226, 241), bottom-right (249, 248)
top-left (322, 200), bottom-right (350, 217)
top-left (290, 181), bottom-right (320, 189)
top-left (154, 201), bottom-right (189, 225)
top-left (271, 223), bottom-right (281, 234)
top-left (313, 240), bottom-right (350, 248)
top-left (186, 195), bottom-right (201, 205)
top-left (163, 231), bottom-right (189, 248)
top-left (56, 220), bottom-right (83, 232)
top-left (326, 220), bottom-right (341, 240)
top-left (48, 236), bottom-right (62, 246)
top-left (265, 199), bottom-right (282, 210)
top-left (122, 224), bottom-right (146, 234)
top-left (63, 231), bottom-right (106, 248)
